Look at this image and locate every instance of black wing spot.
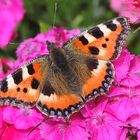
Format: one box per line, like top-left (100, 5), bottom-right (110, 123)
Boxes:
top-left (23, 88), bottom-right (28, 93)
top-left (12, 68), bottom-right (23, 85)
top-left (102, 44), bottom-right (107, 48)
top-left (0, 79), bottom-right (8, 92)
top-left (79, 36), bottom-right (89, 45)
top-left (105, 38), bottom-right (109, 41)
top-left (17, 87), bottom-right (20, 92)
top-left (42, 81), bottom-right (54, 96)
top-left (88, 27), bottom-right (104, 38)
top-left (86, 59), bottom-right (99, 70)
top-left (27, 64), bottom-right (35, 75)
top-left (105, 21), bottom-right (117, 31)
top-left (89, 46), bottom-right (99, 55)
top-left (31, 78), bottom-right (40, 89)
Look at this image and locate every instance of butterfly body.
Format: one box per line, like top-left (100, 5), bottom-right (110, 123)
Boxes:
top-left (0, 17), bottom-right (130, 118)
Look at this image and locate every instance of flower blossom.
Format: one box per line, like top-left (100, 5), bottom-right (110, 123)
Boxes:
top-left (110, 0), bottom-right (140, 23)
top-left (0, 0), bottom-right (25, 48)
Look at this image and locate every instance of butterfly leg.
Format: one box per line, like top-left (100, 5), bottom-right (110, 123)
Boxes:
top-left (28, 116), bottom-right (49, 136)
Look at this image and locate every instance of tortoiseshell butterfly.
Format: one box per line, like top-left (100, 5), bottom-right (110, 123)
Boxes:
top-left (0, 17), bottom-right (130, 118)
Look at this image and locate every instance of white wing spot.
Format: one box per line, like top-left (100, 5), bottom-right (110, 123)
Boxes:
top-left (113, 19), bottom-right (120, 25)
top-left (92, 60), bottom-right (107, 75)
top-left (22, 66), bottom-right (30, 80)
top-left (84, 33), bottom-right (95, 43)
top-left (98, 24), bottom-right (111, 36)
top-left (7, 75), bottom-right (16, 89)
top-left (39, 93), bottom-right (57, 103)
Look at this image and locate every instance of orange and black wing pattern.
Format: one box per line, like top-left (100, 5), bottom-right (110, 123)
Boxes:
top-left (64, 17), bottom-right (130, 60)
top-left (0, 55), bottom-right (48, 108)
top-left (82, 58), bottom-right (114, 101)
top-left (36, 81), bottom-right (83, 118)
top-left (0, 17), bottom-right (131, 119)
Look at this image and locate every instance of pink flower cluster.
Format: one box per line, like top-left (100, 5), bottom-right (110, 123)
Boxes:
top-left (0, 27), bottom-right (140, 140)
top-left (0, 0), bottom-right (25, 48)
top-left (110, 0), bottom-right (140, 23)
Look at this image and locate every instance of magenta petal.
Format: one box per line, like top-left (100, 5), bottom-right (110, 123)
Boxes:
top-left (3, 106), bottom-right (44, 129)
top-left (0, 108), bottom-right (4, 128)
top-left (16, 38), bottom-right (48, 67)
top-left (106, 96), bottom-right (137, 121)
top-left (0, 0), bottom-right (25, 48)
top-left (64, 124), bottom-right (89, 140)
top-left (87, 112), bottom-right (122, 140)
top-left (120, 56), bottom-right (140, 87)
top-left (126, 114), bottom-right (140, 128)
top-left (119, 114), bottom-right (140, 140)
top-left (106, 87), bottom-right (140, 121)
top-left (3, 107), bottom-right (17, 124)
top-left (81, 96), bottom-right (108, 118)
top-left (110, 0), bottom-right (140, 23)
top-left (113, 48), bottom-right (134, 83)
top-left (118, 128), bottom-right (128, 140)
top-left (1, 126), bottom-right (29, 140)
top-left (40, 115), bottom-right (88, 140)
top-left (45, 27), bottom-right (80, 47)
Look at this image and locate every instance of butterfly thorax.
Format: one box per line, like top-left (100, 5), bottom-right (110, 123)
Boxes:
top-left (47, 44), bottom-right (83, 95)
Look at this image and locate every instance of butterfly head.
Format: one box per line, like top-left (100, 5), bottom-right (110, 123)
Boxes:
top-left (46, 41), bottom-right (57, 52)
top-left (46, 41), bottom-right (68, 68)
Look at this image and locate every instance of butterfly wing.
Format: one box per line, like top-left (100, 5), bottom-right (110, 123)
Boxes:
top-left (63, 17), bottom-right (130, 102)
top-left (0, 55), bottom-right (48, 108)
top-left (36, 81), bottom-right (83, 118)
top-left (64, 17), bottom-right (130, 60)
top-left (82, 58), bottom-right (114, 101)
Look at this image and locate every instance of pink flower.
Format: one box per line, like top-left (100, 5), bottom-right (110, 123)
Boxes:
top-left (119, 114), bottom-right (140, 139)
top-left (85, 99), bottom-right (123, 140)
top-left (120, 55), bottom-right (140, 87)
top-left (16, 27), bottom-right (80, 67)
top-left (0, 0), bottom-right (25, 48)
top-left (15, 38), bottom-right (49, 67)
top-left (40, 114), bottom-right (89, 140)
top-left (110, 0), bottom-right (140, 23)
top-left (3, 106), bottom-right (44, 130)
top-left (0, 125), bottom-right (29, 140)
top-left (106, 86), bottom-right (140, 121)
top-left (113, 48), bottom-right (140, 88)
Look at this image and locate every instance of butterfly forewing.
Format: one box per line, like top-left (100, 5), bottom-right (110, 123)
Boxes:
top-left (0, 56), bottom-right (48, 108)
top-left (64, 17), bottom-right (130, 60)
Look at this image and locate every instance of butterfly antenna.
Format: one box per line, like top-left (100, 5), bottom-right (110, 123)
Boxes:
top-left (8, 42), bottom-right (20, 45)
top-left (27, 116), bottom-right (49, 136)
top-left (52, 2), bottom-right (58, 29)
top-left (133, 26), bottom-right (140, 33)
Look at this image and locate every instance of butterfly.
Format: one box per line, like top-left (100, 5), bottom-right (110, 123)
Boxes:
top-left (0, 17), bottom-right (130, 119)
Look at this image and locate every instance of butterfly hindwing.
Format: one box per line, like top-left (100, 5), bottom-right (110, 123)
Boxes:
top-left (64, 17), bottom-right (130, 60)
top-left (0, 55), bottom-right (48, 108)
top-left (36, 81), bottom-right (83, 118)
top-left (82, 58), bottom-right (114, 101)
